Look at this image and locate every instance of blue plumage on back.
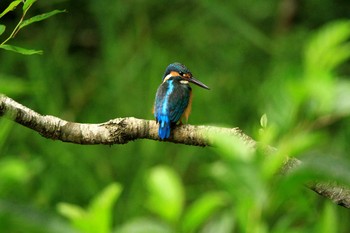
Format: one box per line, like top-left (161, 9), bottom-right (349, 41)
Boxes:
top-left (155, 79), bottom-right (174, 140)
top-left (154, 77), bottom-right (191, 139)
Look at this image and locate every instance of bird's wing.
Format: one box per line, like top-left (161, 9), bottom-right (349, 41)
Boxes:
top-left (154, 83), bottom-right (168, 120)
top-left (167, 86), bottom-right (190, 123)
top-left (154, 83), bottom-right (190, 124)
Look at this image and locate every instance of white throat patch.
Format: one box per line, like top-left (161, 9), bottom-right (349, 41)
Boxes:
top-left (180, 80), bottom-right (189, 84)
top-left (163, 74), bottom-right (173, 83)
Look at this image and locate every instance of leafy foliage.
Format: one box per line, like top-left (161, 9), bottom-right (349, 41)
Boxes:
top-left (146, 165), bottom-right (184, 224)
top-left (57, 183), bottom-right (122, 233)
top-left (0, 0), bottom-right (64, 55)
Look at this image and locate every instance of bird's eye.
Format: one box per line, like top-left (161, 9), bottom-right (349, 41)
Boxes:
top-left (179, 71), bottom-right (184, 76)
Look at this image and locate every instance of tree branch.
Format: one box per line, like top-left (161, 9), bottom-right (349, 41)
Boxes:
top-left (1, 94), bottom-right (349, 208)
top-left (0, 94), bottom-right (252, 146)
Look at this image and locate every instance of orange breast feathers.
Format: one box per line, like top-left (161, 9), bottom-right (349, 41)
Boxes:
top-left (181, 91), bottom-right (193, 123)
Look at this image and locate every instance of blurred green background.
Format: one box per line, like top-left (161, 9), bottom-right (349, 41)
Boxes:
top-left (1, 0), bottom-right (350, 232)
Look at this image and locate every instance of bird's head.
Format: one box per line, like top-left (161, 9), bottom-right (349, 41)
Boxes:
top-left (162, 62), bottom-right (210, 90)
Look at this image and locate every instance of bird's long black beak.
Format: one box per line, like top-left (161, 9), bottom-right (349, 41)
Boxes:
top-left (189, 77), bottom-right (210, 90)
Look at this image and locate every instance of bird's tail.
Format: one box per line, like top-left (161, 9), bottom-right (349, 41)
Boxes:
top-left (157, 115), bottom-right (171, 140)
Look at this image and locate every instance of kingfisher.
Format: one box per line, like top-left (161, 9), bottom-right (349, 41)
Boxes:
top-left (154, 62), bottom-right (210, 140)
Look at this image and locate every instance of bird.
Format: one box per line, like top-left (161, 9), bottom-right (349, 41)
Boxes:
top-left (154, 62), bottom-right (210, 140)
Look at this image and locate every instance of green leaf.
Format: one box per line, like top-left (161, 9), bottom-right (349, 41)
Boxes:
top-left (23, 0), bottom-right (37, 11)
top-left (301, 21), bottom-right (350, 115)
top-left (146, 166), bottom-right (184, 223)
top-left (0, 0), bottom-right (22, 18)
top-left (182, 192), bottom-right (226, 233)
top-left (57, 203), bottom-right (86, 222)
top-left (305, 20), bottom-right (350, 74)
top-left (260, 113), bottom-right (268, 128)
top-left (319, 202), bottom-right (338, 233)
top-left (0, 44), bottom-right (43, 55)
top-left (88, 183), bottom-right (122, 233)
top-left (57, 183), bottom-right (122, 233)
top-left (208, 131), bottom-right (254, 162)
top-left (19, 10), bottom-right (66, 29)
top-left (0, 25), bottom-right (5, 36)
